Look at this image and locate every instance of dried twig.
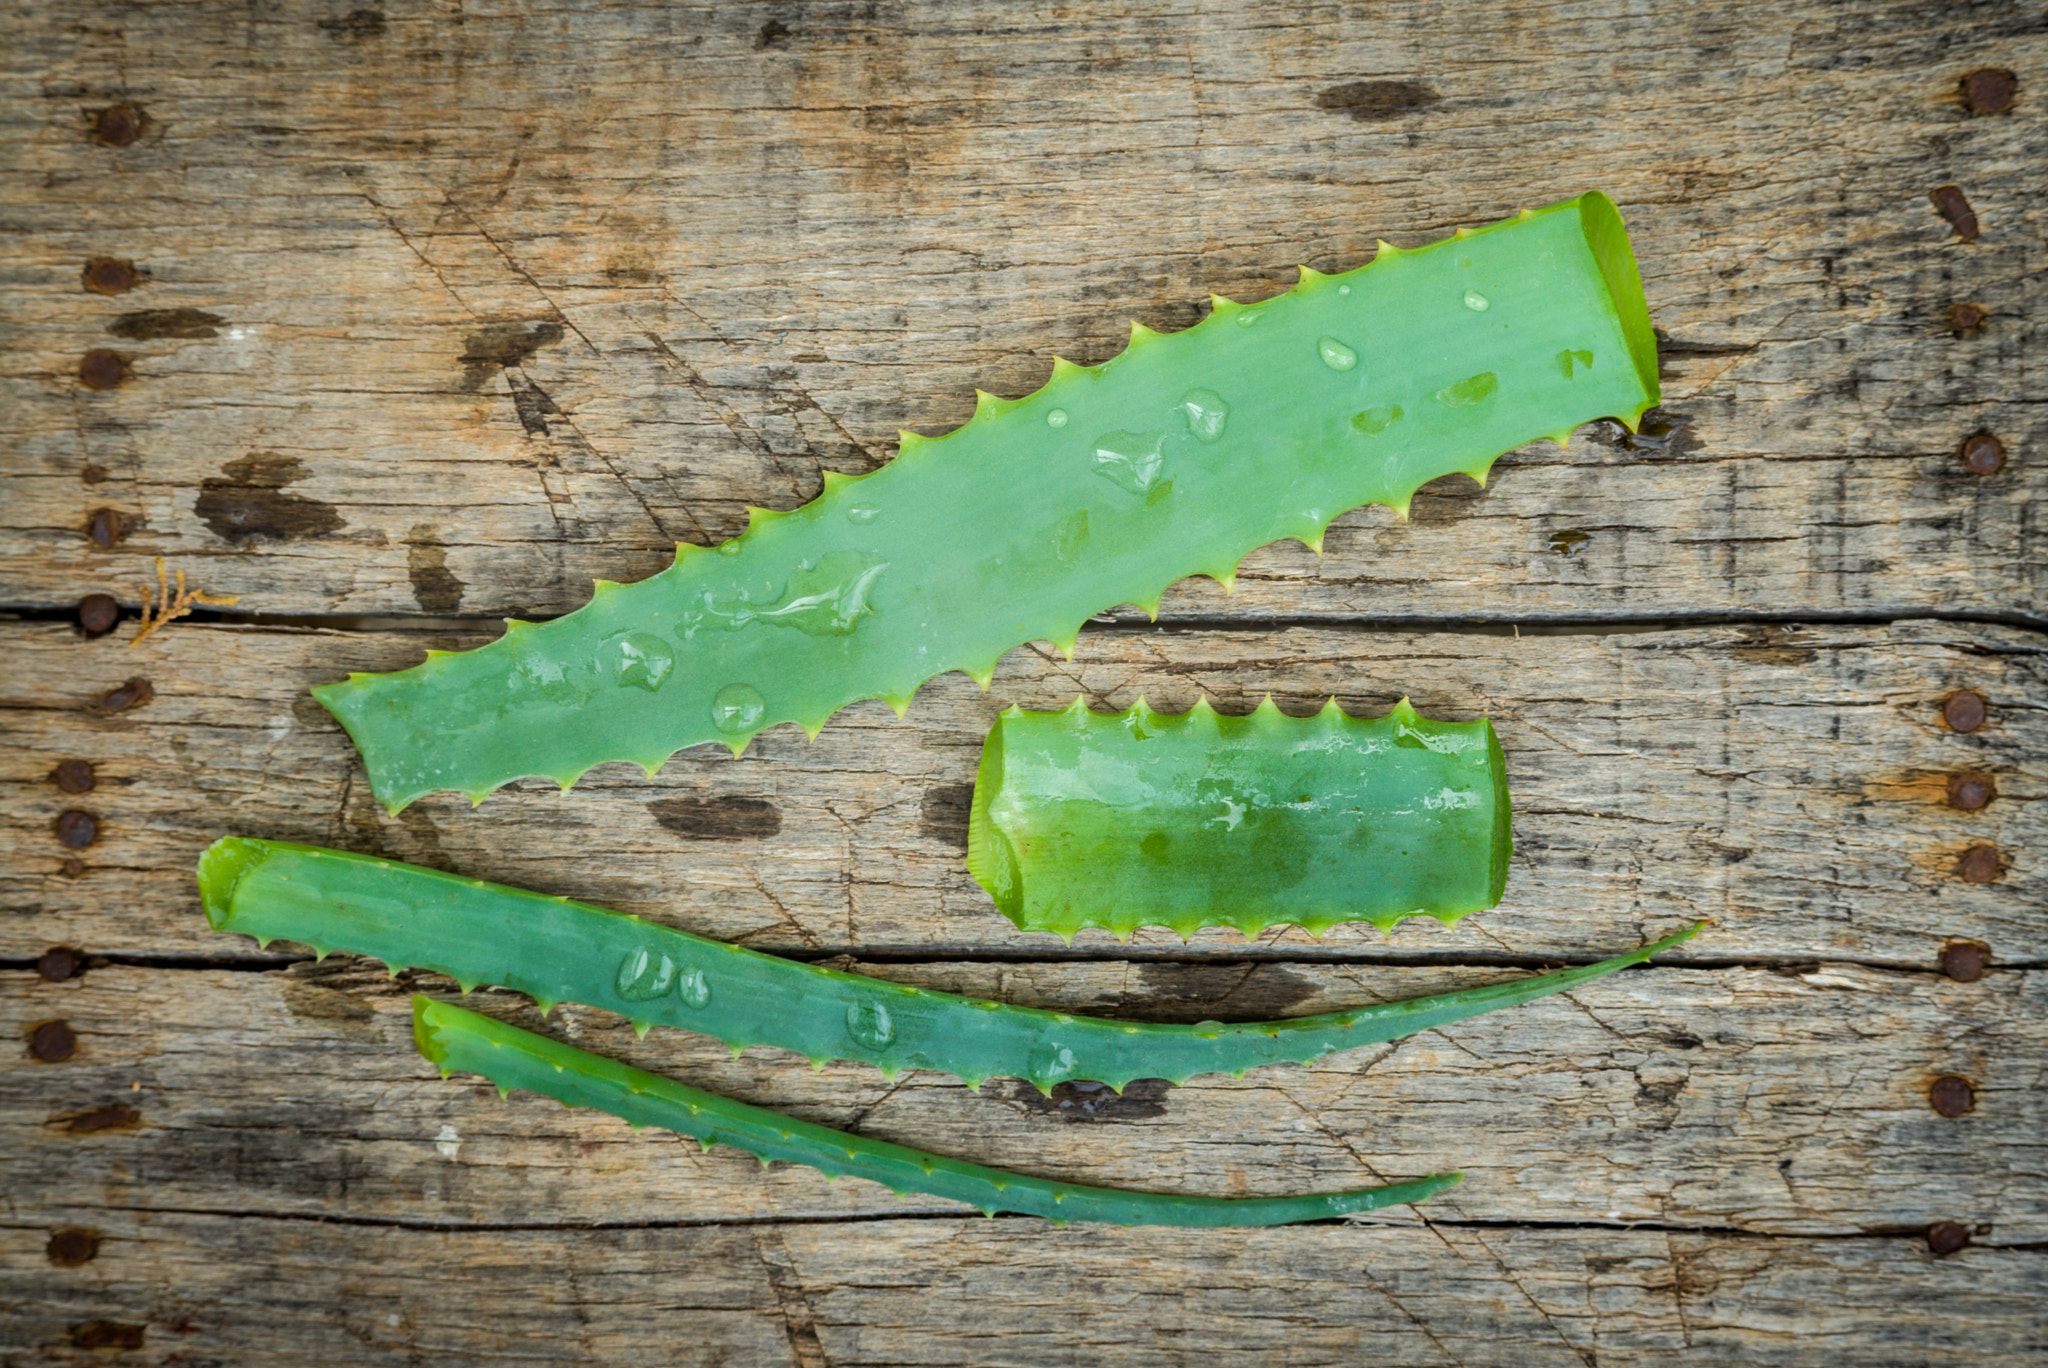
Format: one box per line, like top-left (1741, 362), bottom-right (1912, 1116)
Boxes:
top-left (131, 557), bottom-right (240, 646)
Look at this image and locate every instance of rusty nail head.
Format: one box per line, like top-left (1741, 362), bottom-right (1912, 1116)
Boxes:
top-left (78, 349), bottom-right (127, 391)
top-left (82, 464), bottom-right (107, 484)
top-left (1925, 1221), bottom-right (1970, 1256)
top-left (1929, 1075), bottom-right (1974, 1117)
top-left (48, 1228), bottom-right (100, 1267)
top-left (98, 677), bottom-right (152, 713)
top-left (55, 810), bottom-right (98, 849)
top-left (87, 507), bottom-right (125, 548)
top-left (82, 257), bottom-right (138, 295)
top-left (54, 759), bottom-right (97, 793)
top-left (1960, 433), bottom-right (2005, 475)
top-left (1940, 941), bottom-right (1987, 982)
top-left (1961, 68), bottom-right (2016, 115)
top-left (39, 946), bottom-right (83, 982)
top-left (93, 104), bottom-right (144, 147)
top-left (30, 1020), bottom-right (78, 1063)
top-left (1943, 690), bottom-right (1988, 733)
top-left (1956, 844), bottom-right (2001, 884)
top-left (62, 857), bottom-right (85, 878)
top-left (1930, 185), bottom-right (1979, 242)
top-left (1945, 302), bottom-right (1986, 331)
top-left (78, 594), bottom-right (120, 635)
top-left (1947, 774), bottom-right (1995, 811)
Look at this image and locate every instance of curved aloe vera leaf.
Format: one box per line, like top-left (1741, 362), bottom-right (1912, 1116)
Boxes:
top-left (970, 695), bottom-right (1510, 941)
top-left (315, 191), bottom-right (1659, 812)
top-left (200, 837), bottom-right (1702, 1092)
top-left (412, 997), bottom-right (1461, 1225)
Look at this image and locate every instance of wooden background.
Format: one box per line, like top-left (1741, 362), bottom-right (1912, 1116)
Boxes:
top-left (4, 1), bottom-right (2043, 1363)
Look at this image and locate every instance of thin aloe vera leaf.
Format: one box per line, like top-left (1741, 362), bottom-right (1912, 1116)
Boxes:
top-left (969, 695), bottom-right (1510, 941)
top-left (200, 837), bottom-right (1702, 1092)
top-left (314, 191), bottom-right (1659, 812)
top-left (411, 996), bottom-right (1461, 1226)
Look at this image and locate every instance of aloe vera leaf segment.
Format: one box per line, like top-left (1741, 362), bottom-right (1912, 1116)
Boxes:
top-left (315, 191), bottom-right (1659, 811)
top-left (413, 996), bottom-right (1462, 1226)
top-left (201, 837), bottom-right (1703, 1093)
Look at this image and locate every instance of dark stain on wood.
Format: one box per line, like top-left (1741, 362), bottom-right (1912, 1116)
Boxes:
top-left (1314, 80), bottom-right (1440, 121)
top-left (282, 980), bottom-right (375, 1023)
top-left (649, 796), bottom-right (783, 841)
top-left (195, 453), bottom-right (347, 542)
top-left (1093, 962), bottom-right (1322, 1024)
top-left (918, 783), bottom-right (975, 850)
top-left (1596, 408), bottom-right (1699, 457)
top-left (108, 307), bottom-right (225, 340)
top-left (1729, 625), bottom-right (1817, 666)
top-left (1407, 472), bottom-right (1487, 525)
top-left (58, 1104), bottom-right (142, 1134)
top-left (510, 378), bottom-right (562, 436)
top-left (71, 1322), bottom-right (145, 1351)
top-left (404, 524), bottom-right (465, 611)
top-left (992, 1077), bottom-right (1172, 1121)
top-left (459, 320), bottom-right (564, 390)
top-left (319, 7), bottom-right (387, 39)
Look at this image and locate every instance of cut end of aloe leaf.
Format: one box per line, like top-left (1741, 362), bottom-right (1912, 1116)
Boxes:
top-left (194, 836), bottom-right (269, 933)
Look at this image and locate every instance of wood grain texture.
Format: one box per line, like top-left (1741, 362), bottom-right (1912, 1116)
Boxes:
top-left (5, 618), bottom-right (2039, 962)
top-left (6, 1211), bottom-right (2042, 1368)
top-left (1, 1), bottom-right (2041, 624)
top-left (1, 0), bottom-right (2041, 1362)
top-left (5, 961), bottom-right (2040, 1234)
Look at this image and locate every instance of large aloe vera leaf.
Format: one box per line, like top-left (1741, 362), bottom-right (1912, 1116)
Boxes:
top-left (970, 696), bottom-right (1509, 940)
top-left (412, 997), bottom-right (1460, 1225)
top-left (201, 837), bottom-right (1701, 1092)
top-left (315, 191), bottom-right (1659, 812)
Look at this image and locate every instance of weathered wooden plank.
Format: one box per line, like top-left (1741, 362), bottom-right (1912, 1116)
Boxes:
top-left (5, 619), bottom-right (2040, 963)
top-left (4, 1209), bottom-right (2042, 1366)
top-left (3, 2), bottom-right (2040, 620)
top-left (4, 962), bottom-right (2038, 1236)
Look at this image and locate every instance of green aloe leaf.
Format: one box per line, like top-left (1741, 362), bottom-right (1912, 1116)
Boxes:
top-left (201, 837), bottom-right (1702, 1092)
top-left (315, 191), bottom-right (1658, 812)
top-left (413, 996), bottom-right (1462, 1226)
top-left (969, 696), bottom-right (1510, 940)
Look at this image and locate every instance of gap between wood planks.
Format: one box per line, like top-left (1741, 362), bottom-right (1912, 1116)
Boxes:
top-left (5, 1206), bottom-right (2037, 1246)
top-left (7, 605), bottom-right (2048, 636)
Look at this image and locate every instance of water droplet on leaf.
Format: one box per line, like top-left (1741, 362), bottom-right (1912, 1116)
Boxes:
top-left (676, 967), bottom-right (712, 1009)
top-left (616, 948), bottom-right (678, 1001)
top-left (1046, 408), bottom-right (1068, 428)
top-left (1090, 429), bottom-right (1167, 495)
top-left (613, 632), bottom-right (675, 692)
top-left (1350, 403), bottom-right (1404, 435)
top-left (1029, 1040), bottom-right (1078, 1082)
top-left (1176, 388), bottom-right (1229, 443)
top-left (1463, 289), bottom-right (1491, 312)
top-left (845, 1000), bottom-right (896, 1050)
top-left (1317, 336), bottom-right (1359, 371)
top-left (1434, 371), bottom-right (1498, 407)
top-left (706, 552), bottom-right (888, 637)
top-left (845, 504), bottom-right (880, 524)
top-left (711, 682), bottom-right (766, 734)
